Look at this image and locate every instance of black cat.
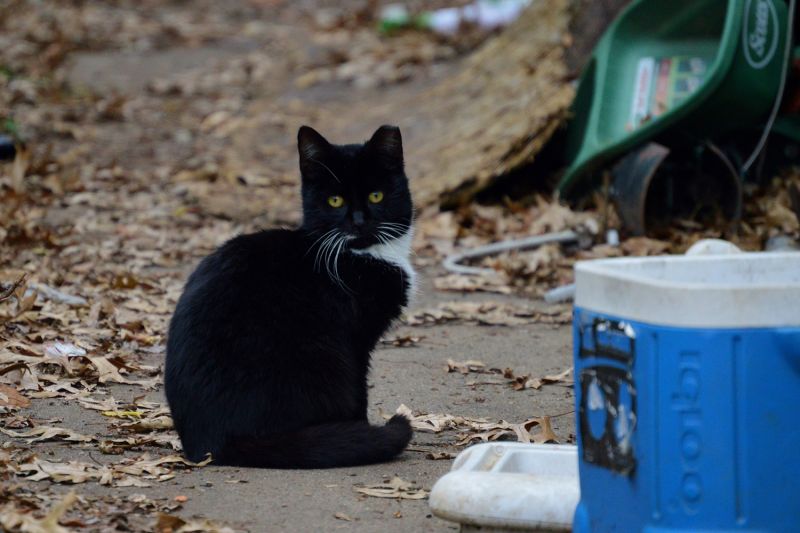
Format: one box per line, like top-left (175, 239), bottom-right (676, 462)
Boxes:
top-left (165, 125), bottom-right (415, 469)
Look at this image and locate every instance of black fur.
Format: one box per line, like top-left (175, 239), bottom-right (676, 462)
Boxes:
top-left (165, 125), bottom-right (414, 468)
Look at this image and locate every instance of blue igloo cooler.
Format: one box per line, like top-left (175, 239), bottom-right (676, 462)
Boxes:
top-left (572, 252), bottom-right (800, 533)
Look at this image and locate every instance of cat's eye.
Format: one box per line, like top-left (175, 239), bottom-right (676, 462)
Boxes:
top-left (368, 191), bottom-right (384, 204)
top-left (327, 195), bottom-right (344, 208)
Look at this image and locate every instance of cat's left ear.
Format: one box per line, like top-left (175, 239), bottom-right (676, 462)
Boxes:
top-left (367, 125), bottom-right (404, 170)
top-left (298, 125), bottom-right (332, 177)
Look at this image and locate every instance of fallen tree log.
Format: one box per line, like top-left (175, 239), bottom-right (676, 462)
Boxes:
top-left (397, 0), bottom-right (575, 207)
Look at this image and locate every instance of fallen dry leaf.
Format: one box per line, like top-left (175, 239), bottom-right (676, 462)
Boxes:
top-left (333, 512), bottom-right (354, 521)
top-left (533, 416), bottom-right (559, 444)
top-left (510, 367), bottom-right (574, 391)
top-left (78, 396), bottom-right (122, 412)
top-left (445, 358), bottom-right (489, 374)
top-left (0, 425), bottom-right (94, 444)
top-left (391, 403), bottom-right (481, 433)
top-left (102, 409), bottom-right (144, 419)
top-left (0, 274), bottom-right (27, 304)
top-left (425, 451), bottom-right (456, 460)
top-left (528, 198), bottom-right (597, 235)
top-left (120, 416), bottom-right (174, 432)
top-left (0, 384), bottom-right (30, 408)
top-left (17, 458), bottom-right (99, 484)
top-left (433, 274), bottom-right (512, 294)
top-left (620, 237), bottom-right (670, 256)
top-left (154, 513), bottom-right (233, 533)
top-left (354, 477), bottom-right (428, 500)
top-left (156, 513), bottom-right (187, 533)
top-left (85, 355), bottom-right (156, 387)
top-left (379, 335), bottom-right (424, 348)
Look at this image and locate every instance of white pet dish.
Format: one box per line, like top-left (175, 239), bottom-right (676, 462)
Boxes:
top-left (429, 443), bottom-right (579, 531)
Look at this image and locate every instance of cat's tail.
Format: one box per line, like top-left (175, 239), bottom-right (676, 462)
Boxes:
top-left (214, 415), bottom-right (412, 469)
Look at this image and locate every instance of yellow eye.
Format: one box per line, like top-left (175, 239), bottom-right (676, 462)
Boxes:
top-left (327, 195), bottom-right (344, 208)
top-left (368, 191), bottom-right (384, 204)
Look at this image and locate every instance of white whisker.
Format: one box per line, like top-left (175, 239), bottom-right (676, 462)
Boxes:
top-left (330, 236), bottom-right (342, 283)
top-left (332, 237), bottom-right (346, 287)
top-left (323, 233), bottom-right (338, 279)
top-left (314, 232), bottom-right (338, 273)
top-left (379, 228), bottom-right (404, 239)
top-left (321, 234), bottom-right (339, 273)
top-left (308, 229), bottom-right (337, 270)
top-left (307, 229), bottom-right (336, 254)
top-left (308, 158), bottom-right (341, 183)
top-left (327, 234), bottom-right (353, 293)
top-left (378, 223), bottom-right (408, 231)
top-left (377, 223), bottom-right (410, 239)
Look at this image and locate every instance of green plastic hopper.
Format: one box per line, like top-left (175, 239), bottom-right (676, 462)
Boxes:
top-left (560, 0), bottom-right (790, 198)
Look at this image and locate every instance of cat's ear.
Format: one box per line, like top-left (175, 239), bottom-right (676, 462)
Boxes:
top-left (298, 125), bottom-right (331, 176)
top-left (367, 125), bottom-right (404, 170)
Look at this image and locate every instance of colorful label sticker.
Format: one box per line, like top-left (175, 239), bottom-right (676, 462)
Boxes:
top-left (577, 318), bottom-right (638, 475)
top-left (629, 56), bottom-right (707, 131)
top-left (629, 57), bottom-right (655, 131)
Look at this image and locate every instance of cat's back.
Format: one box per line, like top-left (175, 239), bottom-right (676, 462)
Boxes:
top-left (171, 228), bottom-right (312, 331)
top-left (187, 228), bottom-right (306, 289)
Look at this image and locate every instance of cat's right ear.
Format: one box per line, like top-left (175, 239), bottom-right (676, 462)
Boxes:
top-left (298, 126), bottom-right (331, 177)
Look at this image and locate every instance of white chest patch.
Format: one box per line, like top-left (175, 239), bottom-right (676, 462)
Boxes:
top-left (351, 229), bottom-right (417, 303)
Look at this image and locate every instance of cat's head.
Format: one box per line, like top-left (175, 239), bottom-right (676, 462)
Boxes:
top-left (298, 125), bottom-right (412, 250)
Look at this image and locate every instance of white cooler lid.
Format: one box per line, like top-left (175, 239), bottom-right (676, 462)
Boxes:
top-left (575, 252), bottom-right (800, 328)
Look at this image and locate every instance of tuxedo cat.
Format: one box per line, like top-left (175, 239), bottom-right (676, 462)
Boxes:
top-left (165, 125), bottom-right (415, 468)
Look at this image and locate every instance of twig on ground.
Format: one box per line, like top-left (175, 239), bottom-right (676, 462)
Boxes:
top-left (0, 274), bottom-right (27, 303)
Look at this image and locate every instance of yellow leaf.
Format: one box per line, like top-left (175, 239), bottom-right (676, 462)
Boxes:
top-left (102, 410), bottom-right (143, 419)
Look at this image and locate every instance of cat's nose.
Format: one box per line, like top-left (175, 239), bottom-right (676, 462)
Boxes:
top-left (352, 211), bottom-right (365, 227)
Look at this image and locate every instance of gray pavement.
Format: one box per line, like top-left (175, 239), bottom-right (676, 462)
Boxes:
top-left (20, 269), bottom-right (575, 532)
